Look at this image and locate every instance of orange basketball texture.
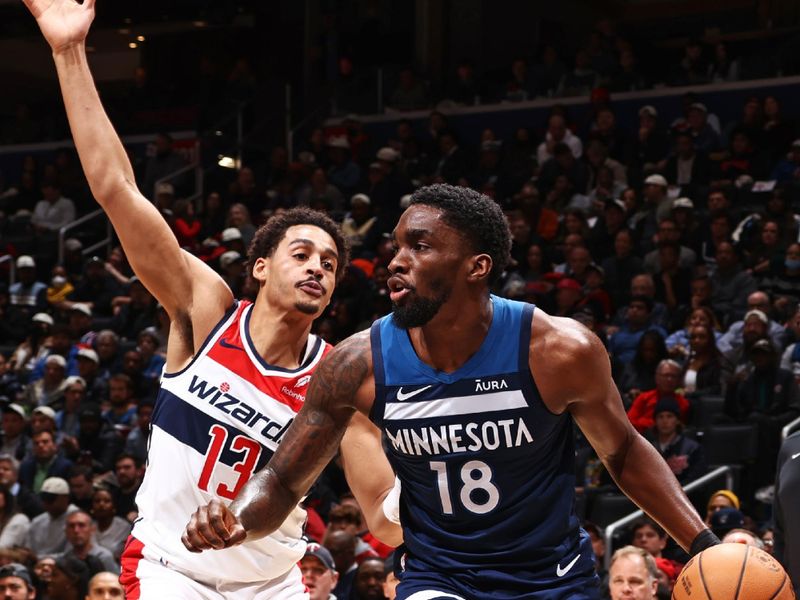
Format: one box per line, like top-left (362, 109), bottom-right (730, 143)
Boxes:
top-left (672, 543), bottom-right (795, 600)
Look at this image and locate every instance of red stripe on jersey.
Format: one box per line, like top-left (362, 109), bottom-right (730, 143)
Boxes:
top-left (119, 536), bottom-right (145, 599)
top-left (205, 302), bottom-right (331, 414)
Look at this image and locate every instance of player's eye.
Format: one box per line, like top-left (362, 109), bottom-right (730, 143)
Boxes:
top-left (294, 253), bottom-right (307, 260)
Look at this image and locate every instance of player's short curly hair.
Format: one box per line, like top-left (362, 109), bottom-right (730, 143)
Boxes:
top-left (409, 184), bottom-right (511, 284)
top-left (247, 208), bottom-right (350, 283)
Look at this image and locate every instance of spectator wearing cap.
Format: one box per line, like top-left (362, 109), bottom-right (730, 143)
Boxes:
top-left (704, 489), bottom-right (740, 525)
top-left (218, 250), bottom-right (247, 298)
top-left (8, 256), bottom-right (47, 328)
top-left (73, 349), bottom-right (104, 406)
top-left (643, 398), bottom-right (706, 484)
top-left (25, 355), bottom-right (67, 409)
top-left (59, 509), bottom-right (118, 575)
top-left (67, 304), bottom-right (95, 346)
top-left (630, 105), bottom-right (670, 180)
top-left (627, 359), bottom-right (690, 434)
top-left (717, 292), bottom-right (786, 356)
top-left (710, 242), bottom-right (757, 327)
top-left (726, 337), bottom-right (800, 485)
top-left (0, 562), bottom-right (35, 599)
top-left (0, 406), bottom-right (32, 463)
top-left (31, 180), bottom-right (76, 233)
top-left (219, 226), bottom-right (246, 256)
top-left (635, 174), bottom-right (669, 244)
top-left (19, 430), bottom-right (72, 493)
top-left (25, 477), bottom-right (78, 555)
top-left (67, 256), bottom-right (123, 318)
top-left (300, 542), bottom-right (339, 600)
top-left (666, 129), bottom-right (713, 203)
top-left (55, 376), bottom-right (85, 438)
top-left (27, 323), bottom-right (80, 384)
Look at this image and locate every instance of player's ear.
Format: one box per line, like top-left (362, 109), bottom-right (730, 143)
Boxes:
top-left (251, 256), bottom-right (269, 283)
top-left (467, 253), bottom-right (492, 282)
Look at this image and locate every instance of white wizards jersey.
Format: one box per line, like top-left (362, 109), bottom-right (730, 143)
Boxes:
top-left (132, 300), bottom-right (329, 582)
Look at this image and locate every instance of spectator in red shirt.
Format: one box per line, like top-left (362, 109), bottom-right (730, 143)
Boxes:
top-left (627, 359), bottom-right (690, 433)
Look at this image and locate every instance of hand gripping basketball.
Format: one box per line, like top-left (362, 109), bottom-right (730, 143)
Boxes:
top-left (182, 498), bottom-right (248, 553)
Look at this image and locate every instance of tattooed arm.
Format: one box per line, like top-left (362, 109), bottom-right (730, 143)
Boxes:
top-left (182, 330), bottom-right (374, 551)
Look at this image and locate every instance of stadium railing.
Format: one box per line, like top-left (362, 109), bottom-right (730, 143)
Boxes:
top-left (58, 209), bottom-right (113, 265)
top-left (602, 465), bottom-right (735, 572)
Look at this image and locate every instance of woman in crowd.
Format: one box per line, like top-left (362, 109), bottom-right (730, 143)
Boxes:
top-left (91, 488), bottom-right (131, 562)
top-left (665, 306), bottom-right (722, 360)
top-left (616, 330), bottom-right (668, 407)
top-left (682, 324), bottom-right (723, 396)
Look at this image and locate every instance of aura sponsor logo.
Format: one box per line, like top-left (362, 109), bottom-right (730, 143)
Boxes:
top-left (474, 378), bottom-right (508, 392)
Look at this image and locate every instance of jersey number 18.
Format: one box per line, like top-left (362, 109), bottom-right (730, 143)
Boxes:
top-left (429, 460), bottom-right (500, 515)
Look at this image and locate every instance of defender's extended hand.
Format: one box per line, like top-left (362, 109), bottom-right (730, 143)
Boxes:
top-left (182, 499), bottom-right (247, 553)
top-left (22, 0), bottom-right (95, 53)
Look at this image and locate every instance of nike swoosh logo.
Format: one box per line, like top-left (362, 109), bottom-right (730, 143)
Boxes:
top-left (556, 554), bottom-right (580, 577)
top-left (396, 385), bottom-right (432, 401)
top-left (219, 337), bottom-right (245, 351)
top-left (792, 452), bottom-right (800, 460)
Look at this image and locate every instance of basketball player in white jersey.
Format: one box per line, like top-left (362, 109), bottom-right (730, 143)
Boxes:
top-left (23, 1), bottom-right (401, 598)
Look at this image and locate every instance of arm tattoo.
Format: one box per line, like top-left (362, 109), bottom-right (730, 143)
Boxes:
top-left (231, 330), bottom-right (372, 537)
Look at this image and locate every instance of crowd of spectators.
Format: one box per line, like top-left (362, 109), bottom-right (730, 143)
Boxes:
top-left (1, 21), bottom-right (800, 597)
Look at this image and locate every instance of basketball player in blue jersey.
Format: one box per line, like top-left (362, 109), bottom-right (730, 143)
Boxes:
top-left (25, 1), bottom-right (402, 597)
top-left (185, 183), bottom-right (722, 598)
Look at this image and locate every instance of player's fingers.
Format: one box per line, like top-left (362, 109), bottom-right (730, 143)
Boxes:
top-left (196, 504), bottom-right (228, 549)
top-left (226, 523), bottom-right (247, 546)
top-left (182, 512), bottom-right (213, 553)
top-left (207, 501), bottom-right (235, 542)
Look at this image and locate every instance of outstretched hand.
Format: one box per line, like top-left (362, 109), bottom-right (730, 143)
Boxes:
top-left (23, 0), bottom-right (95, 53)
top-left (182, 499), bottom-right (247, 553)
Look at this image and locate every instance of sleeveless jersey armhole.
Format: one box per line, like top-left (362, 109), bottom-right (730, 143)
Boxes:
top-left (369, 318), bottom-right (387, 427)
top-left (162, 299), bottom-right (241, 380)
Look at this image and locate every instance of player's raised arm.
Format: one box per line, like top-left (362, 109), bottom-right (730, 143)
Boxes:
top-left (532, 314), bottom-right (714, 554)
top-left (23, 0), bottom-right (231, 338)
top-left (340, 411), bottom-right (403, 547)
top-left (182, 330), bottom-right (374, 552)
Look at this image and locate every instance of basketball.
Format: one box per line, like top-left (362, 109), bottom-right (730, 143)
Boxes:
top-left (672, 544), bottom-right (795, 600)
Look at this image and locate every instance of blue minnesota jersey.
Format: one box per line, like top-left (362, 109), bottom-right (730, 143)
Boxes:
top-left (370, 296), bottom-right (598, 598)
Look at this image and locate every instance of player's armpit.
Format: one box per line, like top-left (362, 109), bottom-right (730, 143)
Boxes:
top-left (341, 412), bottom-right (403, 547)
top-left (229, 330), bottom-right (374, 541)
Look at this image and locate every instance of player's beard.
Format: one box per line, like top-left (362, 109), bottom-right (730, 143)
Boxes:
top-left (294, 301), bottom-right (319, 315)
top-left (392, 284), bottom-right (450, 329)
